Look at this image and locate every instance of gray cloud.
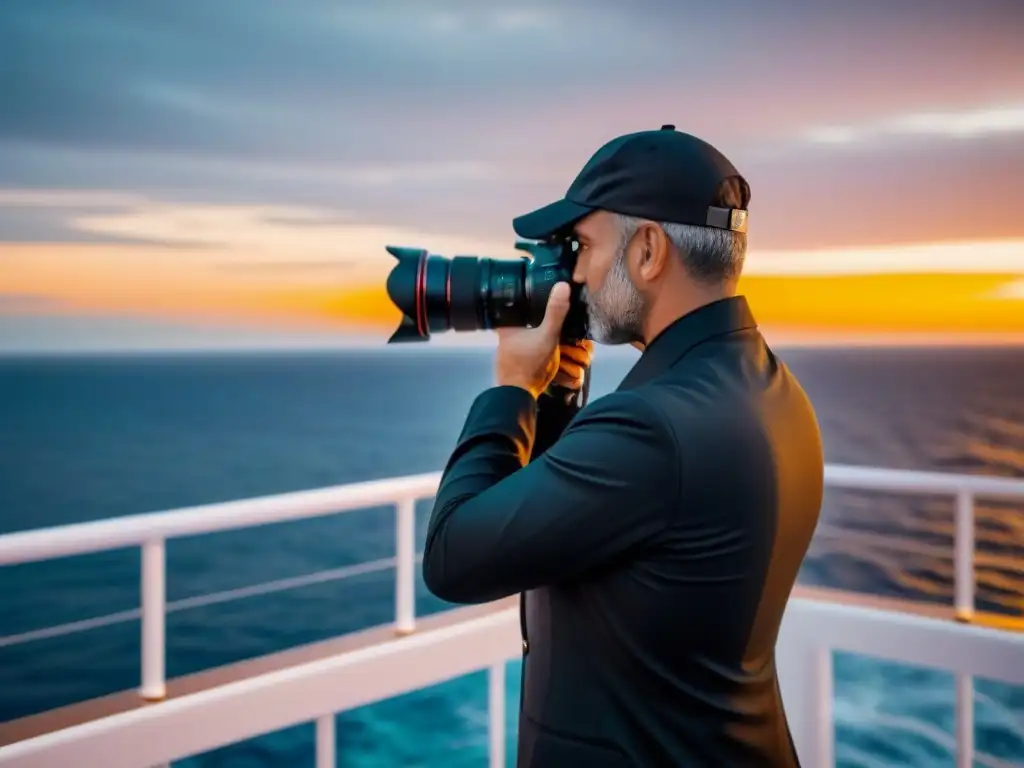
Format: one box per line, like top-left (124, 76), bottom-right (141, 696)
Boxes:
top-left (0, 293), bottom-right (68, 312)
top-left (4, 131), bottom-right (1021, 252)
top-left (0, 203), bottom-right (216, 247)
top-left (4, 0), bottom-right (1022, 159)
top-left (213, 259), bottom-right (358, 273)
top-left (1, 0), bottom-right (1023, 250)
top-left (744, 133), bottom-right (1024, 249)
top-left (1, 0), bottom-right (688, 161)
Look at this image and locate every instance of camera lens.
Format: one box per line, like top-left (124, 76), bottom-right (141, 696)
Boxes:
top-left (384, 247), bottom-right (530, 342)
top-left (383, 242), bottom-right (586, 343)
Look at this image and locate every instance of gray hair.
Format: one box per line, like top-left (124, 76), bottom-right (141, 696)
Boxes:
top-left (613, 213), bottom-right (746, 284)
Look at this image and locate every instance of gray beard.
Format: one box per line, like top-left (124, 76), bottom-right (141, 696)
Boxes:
top-left (584, 247), bottom-right (645, 345)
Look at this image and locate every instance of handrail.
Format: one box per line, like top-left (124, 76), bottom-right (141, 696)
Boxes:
top-left (1, 463), bottom-right (1022, 763)
top-left (0, 472), bottom-right (440, 700)
top-left (2, 464), bottom-right (1021, 567)
top-left (0, 471), bottom-right (443, 565)
top-left (823, 464), bottom-right (1024, 496)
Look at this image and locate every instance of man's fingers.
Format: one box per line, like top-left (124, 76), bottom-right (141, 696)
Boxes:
top-left (559, 339), bottom-right (594, 356)
top-left (540, 283), bottom-right (572, 339)
top-left (552, 370), bottom-right (586, 389)
top-left (558, 361), bottom-right (584, 382)
top-left (559, 344), bottom-right (594, 372)
top-left (560, 346), bottom-right (592, 366)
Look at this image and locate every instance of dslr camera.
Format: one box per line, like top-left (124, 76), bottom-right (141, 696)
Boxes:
top-left (383, 238), bottom-right (589, 344)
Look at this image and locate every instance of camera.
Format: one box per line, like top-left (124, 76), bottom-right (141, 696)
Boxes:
top-left (383, 238), bottom-right (589, 344)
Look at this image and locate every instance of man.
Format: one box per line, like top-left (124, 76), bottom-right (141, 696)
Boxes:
top-left (421, 125), bottom-right (824, 767)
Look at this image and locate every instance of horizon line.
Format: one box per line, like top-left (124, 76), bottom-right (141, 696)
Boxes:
top-left (4, 330), bottom-right (1024, 357)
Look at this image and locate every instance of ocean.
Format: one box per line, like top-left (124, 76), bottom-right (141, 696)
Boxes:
top-left (0, 346), bottom-right (1022, 767)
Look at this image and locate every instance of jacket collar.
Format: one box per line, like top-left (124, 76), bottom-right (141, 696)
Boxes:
top-left (617, 295), bottom-right (757, 391)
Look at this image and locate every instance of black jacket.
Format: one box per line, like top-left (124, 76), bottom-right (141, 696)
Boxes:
top-left (422, 296), bottom-right (824, 767)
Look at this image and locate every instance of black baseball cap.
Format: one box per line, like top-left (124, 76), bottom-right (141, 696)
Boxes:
top-left (512, 124), bottom-right (750, 240)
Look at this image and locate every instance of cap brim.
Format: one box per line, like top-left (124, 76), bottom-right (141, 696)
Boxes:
top-left (512, 198), bottom-right (593, 240)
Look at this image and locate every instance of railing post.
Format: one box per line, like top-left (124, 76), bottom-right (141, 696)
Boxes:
top-left (139, 539), bottom-right (166, 701)
top-left (488, 663), bottom-right (506, 768)
top-left (316, 713), bottom-right (336, 768)
top-left (813, 647), bottom-right (834, 768)
top-left (394, 498), bottom-right (416, 635)
top-left (777, 627), bottom-right (833, 768)
top-left (952, 489), bottom-right (976, 766)
top-left (954, 672), bottom-right (974, 768)
top-left (953, 490), bottom-right (975, 622)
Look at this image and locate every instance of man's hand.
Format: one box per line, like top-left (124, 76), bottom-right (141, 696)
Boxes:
top-left (496, 282), bottom-right (581, 399)
top-left (550, 340), bottom-right (594, 391)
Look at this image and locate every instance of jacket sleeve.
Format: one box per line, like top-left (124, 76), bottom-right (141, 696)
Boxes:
top-left (422, 385), bottom-right (679, 604)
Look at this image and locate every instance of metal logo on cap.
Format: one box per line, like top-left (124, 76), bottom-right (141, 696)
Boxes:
top-left (730, 209), bottom-right (748, 233)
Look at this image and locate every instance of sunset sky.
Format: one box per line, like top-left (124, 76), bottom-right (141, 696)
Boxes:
top-left (1, 0), bottom-right (1022, 351)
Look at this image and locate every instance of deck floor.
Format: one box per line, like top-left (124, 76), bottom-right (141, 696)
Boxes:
top-left (2, 586), bottom-right (1020, 748)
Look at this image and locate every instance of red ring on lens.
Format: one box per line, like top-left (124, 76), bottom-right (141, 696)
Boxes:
top-left (414, 253), bottom-right (427, 337)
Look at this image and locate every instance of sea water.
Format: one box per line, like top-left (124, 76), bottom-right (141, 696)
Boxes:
top-left (1, 346), bottom-right (1022, 767)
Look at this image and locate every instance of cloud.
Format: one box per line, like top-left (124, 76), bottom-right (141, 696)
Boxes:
top-left (0, 293), bottom-right (68, 313)
top-left (0, 0), bottom-right (1022, 251)
top-left (4, 192), bottom-right (1021, 289)
top-left (801, 104), bottom-right (1024, 147)
top-left (746, 239), bottom-right (1024, 275)
top-left (3, 0), bottom-right (1021, 160)
top-left (991, 279), bottom-right (1024, 300)
top-left (57, 199), bottom-right (522, 277)
top-left (0, 189), bottom-right (148, 208)
top-left (0, 1), bottom-right (672, 162)
top-left (213, 260), bottom-right (359, 273)
top-left (742, 132), bottom-right (1024, 250)
top-left (35, 193), bottom-right (1024, 276)
top-left (11, 127), bottom-right (1021, 254)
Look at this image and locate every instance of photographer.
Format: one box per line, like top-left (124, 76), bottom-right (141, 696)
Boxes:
top-left (422, 125), bottom-right (824, 767)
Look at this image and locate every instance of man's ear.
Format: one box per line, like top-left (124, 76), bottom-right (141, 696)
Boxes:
top-left (635, 223), bottom-right (671, 282)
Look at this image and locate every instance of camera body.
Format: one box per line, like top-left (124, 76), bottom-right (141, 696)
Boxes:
top-left (384, 238), bottom-right (588, 344)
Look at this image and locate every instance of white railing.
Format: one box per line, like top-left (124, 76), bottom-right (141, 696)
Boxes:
top-left (0, 472), bottom-right (442, 700)
top-left (777, 590), bottom-right (1024, 768)
top-left (820, 465), bottom-right (1024, 623)
top-left (0, 596), bottom-right (1022, 768)
top-left (0, 607), bottom-right (521, 768)
top-left (0, 465), bottom-right (1023, 768)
